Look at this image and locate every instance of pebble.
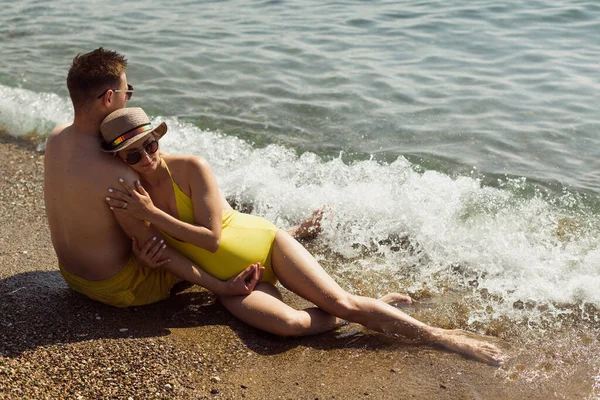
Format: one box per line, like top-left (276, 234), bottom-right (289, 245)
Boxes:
top-left (211, 376), bottom-right (221, 383)
top-left (119, 328), bottom-right (128, 332)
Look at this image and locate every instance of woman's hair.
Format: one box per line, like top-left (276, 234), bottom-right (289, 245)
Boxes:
top-left (66, 47), bottom-right (127, 110)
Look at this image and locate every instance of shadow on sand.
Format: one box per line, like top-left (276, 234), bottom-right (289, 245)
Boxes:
top-left (0, 270), bottom-right (416, 359)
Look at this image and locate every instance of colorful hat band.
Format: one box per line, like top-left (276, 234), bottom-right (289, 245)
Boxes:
top-left (108, 123), bottom-right (152, 149)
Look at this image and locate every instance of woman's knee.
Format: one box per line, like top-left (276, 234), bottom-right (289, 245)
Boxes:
top-left (329, 293), bottom-right (360, 320)
top-left (269, 311), bottom-right (310, 337)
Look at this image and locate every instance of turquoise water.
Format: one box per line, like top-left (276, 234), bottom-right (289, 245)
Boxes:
top-left (1, 1), bottom-right (600, 389)
top-left (2, 0), bottom-right (600, 308)
top-left (3, 0), bottom-right (600, 192)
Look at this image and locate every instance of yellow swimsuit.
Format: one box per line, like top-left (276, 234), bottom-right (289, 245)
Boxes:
top-left (161, 161), bottom-right (279, 285)
top-left (59, 161), bottom-right (278, 308)
top-left (59, 255), bottom-right (179, 308)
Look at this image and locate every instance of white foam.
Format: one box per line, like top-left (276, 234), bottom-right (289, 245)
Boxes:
top-left (3, 86), bottom-right (600, 322)
top-left (0, 84), bottom-right (72, 139)
top-left (159, 116), bottom-right (600, 320)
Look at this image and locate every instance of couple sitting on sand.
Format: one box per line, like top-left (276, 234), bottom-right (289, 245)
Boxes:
top-left (45, 48), bottom-right (502, 365)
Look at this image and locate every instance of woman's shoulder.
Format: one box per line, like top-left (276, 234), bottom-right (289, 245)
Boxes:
top-left (162, 154), bottom-right (212, 190)
top-left (163, 154), bottom-right (210, 175)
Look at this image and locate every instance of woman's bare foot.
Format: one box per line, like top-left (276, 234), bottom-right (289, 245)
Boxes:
top-left (288, 206), bottom-right (330, 240)
top-left (379, 293), bottom-right (413, 306)
top-left (432, 328), bottom-right (504, 366)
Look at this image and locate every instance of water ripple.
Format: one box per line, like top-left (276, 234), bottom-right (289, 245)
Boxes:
top-left (1, 0), bottom-right (600, 192)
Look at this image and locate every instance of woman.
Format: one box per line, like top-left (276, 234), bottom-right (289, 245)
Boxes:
top-left (103, 107), bottom-right (502, 365)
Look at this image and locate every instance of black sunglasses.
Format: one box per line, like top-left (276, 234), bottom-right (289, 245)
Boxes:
top-left (97, 84), bottom-right (134, 101)
top-left (124, 140), bottom-right (159, 165)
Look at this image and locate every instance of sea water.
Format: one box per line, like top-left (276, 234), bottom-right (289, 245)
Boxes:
top-left (1, 0), bottom-right (599, 395)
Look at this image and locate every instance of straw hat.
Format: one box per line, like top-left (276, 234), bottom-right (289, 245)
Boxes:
top-left (100, 107), bottom-right (167, 152)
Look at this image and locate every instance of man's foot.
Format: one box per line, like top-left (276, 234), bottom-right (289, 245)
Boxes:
top-left (289, 206), bottom-right (330, 240)
top-left (433, 328), bottom-right (504, 366)
top-left (379, 293), bottom-right (413, 306)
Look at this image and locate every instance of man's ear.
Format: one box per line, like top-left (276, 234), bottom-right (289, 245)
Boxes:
top-left (104, 90), bottom-right (114, 105)
top-left (98, 90), bottom-right (113, 107)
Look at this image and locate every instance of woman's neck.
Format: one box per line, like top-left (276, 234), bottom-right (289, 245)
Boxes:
top-left (139, 158), bottom-right (170, 188)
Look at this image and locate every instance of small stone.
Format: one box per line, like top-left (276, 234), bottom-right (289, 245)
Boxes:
top-left (241, 385), bottom-right (248, 389)
top-left (513, 300), bottom-right (524, 310)
top-left (210, 388), bottom-right (220, 395)
top-left (440, 384), bottom-right (447, 389)
top-left (119, 328), bottom-right (128, 332)
top-left (165, 383), bottom-right (173, 390)
top-left (211, 376), bottom-right (221, 383)
top-left (96, 316), bottom-right (101, 320)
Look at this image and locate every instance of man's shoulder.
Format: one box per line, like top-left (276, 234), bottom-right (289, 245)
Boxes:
top-left (45, 123), bottom-right (70, 150)
top-left (49, 122), bottom-right (71, 136)
top-left (95, 152), bottom-right (138, 180)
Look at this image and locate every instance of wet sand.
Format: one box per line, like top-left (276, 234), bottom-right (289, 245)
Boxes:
top-left (0, 133), bottom-right (597, 399)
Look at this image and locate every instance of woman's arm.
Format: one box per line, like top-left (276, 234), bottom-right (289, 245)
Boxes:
top-left (148, 156), bottom-right (223, 251)
top-left (107, 156), bottom-right (223, 252)
top-left (106, 174), bottom-right (263, 296)
top-left (144, 203), bottom-right (220, 252)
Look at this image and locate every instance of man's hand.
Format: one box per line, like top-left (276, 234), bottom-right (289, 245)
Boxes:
top-left (105, 179), bottom-right (156, 221)
top-left (288, 205), bottom-right (331, 240)
top-left (132, 236), bottom-right (171, 268)
top-left (219, 263), bottom-right (264, 296)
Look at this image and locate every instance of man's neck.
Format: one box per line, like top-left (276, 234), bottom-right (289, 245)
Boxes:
top-left (72, 111), bottom-right (104, 137)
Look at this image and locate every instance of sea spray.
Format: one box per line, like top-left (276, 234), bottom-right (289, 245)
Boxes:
top-left (160, 115), bottom-right (600, 328)
top-left (0, 85), bottom-right (72, 146)
top-left (2, 87), bottom-right (599, 327)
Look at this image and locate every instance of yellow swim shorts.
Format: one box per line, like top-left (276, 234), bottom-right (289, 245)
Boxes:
top-left (59, 254), bottom-right (179, 308)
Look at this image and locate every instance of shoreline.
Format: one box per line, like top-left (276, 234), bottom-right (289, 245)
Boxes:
top-left (0, 133), bottom-right (597, 399)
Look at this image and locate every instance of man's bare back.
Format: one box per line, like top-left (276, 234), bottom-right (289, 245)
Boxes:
top-left (45, 47), bottom-right (317, 303)
top-left (44, 124), bottom-right (138, 280)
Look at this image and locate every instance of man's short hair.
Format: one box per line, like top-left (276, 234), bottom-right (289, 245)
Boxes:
top-left (66, 47), bottom-right (127, 109)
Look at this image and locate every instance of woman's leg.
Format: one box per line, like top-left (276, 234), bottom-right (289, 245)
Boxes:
top-left (219, 283), bottom-right (346, 336)
top-left (220, 285), bottom-right (411, 337)
top-left (270, 231), bottom-right (503, 365)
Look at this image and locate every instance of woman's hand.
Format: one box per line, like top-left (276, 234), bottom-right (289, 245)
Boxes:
top-left (105, 179), bottom-right (156, 220)
top-left (132, 236), bottom-right (171, 269)
top-left (220, 263), bottom-right (264, 296)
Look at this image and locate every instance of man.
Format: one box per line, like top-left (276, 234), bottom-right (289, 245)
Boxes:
top-left (44, 48), bottom-right (266, 308)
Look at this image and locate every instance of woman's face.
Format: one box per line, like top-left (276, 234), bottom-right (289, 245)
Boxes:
top-left (117, 135), bottom-right (161, 174)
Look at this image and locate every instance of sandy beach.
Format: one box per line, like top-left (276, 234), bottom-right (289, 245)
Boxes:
top-left (0, 133), bottom-right (597, 399)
